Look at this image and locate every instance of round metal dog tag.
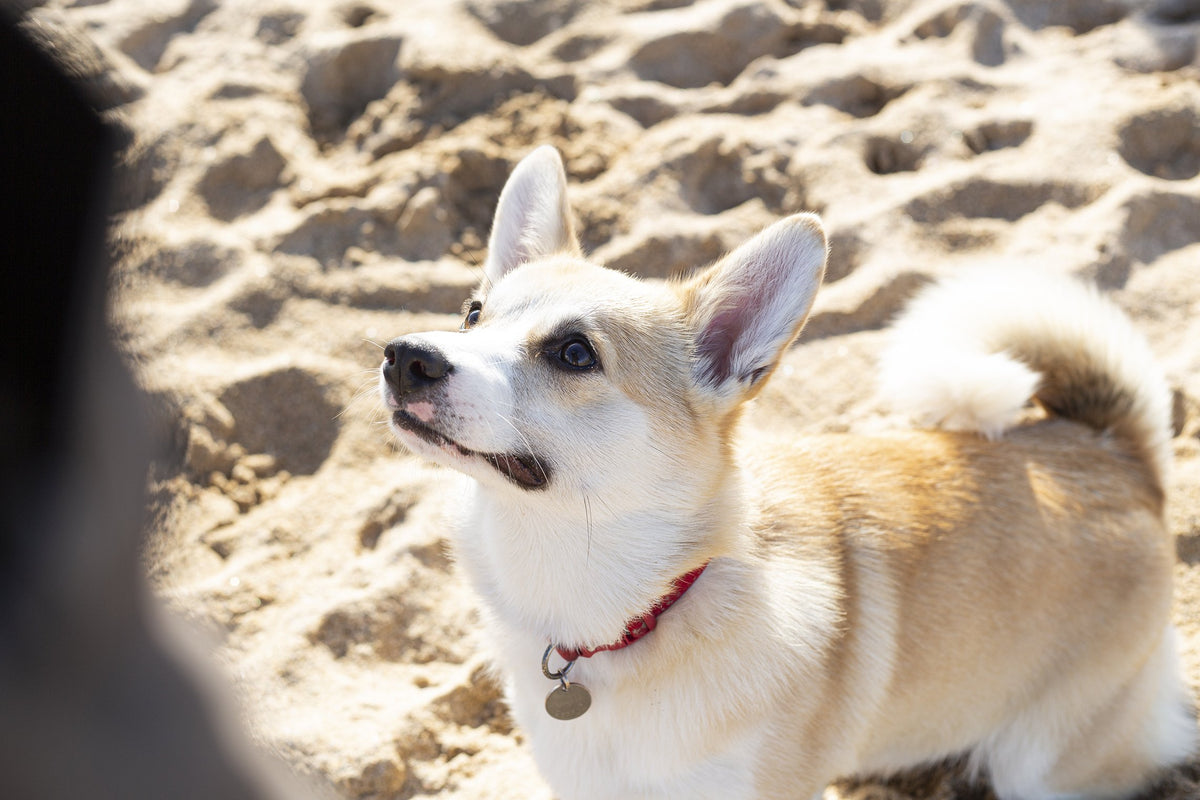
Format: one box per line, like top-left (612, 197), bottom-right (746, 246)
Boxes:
top-left (545, 682), bottom-right (592, 720)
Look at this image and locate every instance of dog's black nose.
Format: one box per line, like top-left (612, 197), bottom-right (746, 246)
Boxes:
top-left (382, 339), bottom-right (452, 396)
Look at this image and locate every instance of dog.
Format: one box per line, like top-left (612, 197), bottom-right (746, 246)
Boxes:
top-left (379, 145), bottom-right (1195, 799)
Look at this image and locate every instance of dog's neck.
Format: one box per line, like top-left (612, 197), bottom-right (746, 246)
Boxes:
top-left (554, 560), bottom-right (709, 661)
top-left (455, 478), bottom-right (743, 651)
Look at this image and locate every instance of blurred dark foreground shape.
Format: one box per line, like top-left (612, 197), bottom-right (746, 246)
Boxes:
top-left (0, 11), bottom-right (320, 800)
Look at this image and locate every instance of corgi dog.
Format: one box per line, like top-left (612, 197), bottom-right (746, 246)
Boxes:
top-left (379, 146), bottom-right (1195, 799)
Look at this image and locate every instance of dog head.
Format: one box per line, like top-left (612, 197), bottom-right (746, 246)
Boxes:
top-left (380, 146), bottom-right (826, 513)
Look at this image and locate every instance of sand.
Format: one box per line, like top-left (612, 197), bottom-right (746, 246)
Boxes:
top-left (28, 0), bottom-right (1200, 797)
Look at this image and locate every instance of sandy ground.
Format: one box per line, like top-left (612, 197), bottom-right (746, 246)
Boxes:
top-left (29, 0), bottom-right (1200, 797)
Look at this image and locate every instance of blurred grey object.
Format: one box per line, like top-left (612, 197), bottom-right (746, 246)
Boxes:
top-left (0, 8), bottom-right (318, 799)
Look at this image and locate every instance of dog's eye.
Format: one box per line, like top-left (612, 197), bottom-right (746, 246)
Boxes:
top-left (461, 300), bottom-right (482, 331)
top-left (556, 338), bottom-right (598, 371)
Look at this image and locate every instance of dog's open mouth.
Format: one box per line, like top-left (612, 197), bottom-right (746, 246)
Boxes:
top-left (391, 411), bottom-right (549, 490)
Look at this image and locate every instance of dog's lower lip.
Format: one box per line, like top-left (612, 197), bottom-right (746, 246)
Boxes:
top-left (391, 410), bottom-right (451, 447)
top-left (391, 411), bottom-right (549, 490)
top-left (482, 452), bottom-right (548, 489)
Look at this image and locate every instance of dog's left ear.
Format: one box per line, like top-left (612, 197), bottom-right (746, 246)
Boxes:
top-left (683, 213), bottom-right (827, 402)
top-left (484, 145), bottom-right (581, 286)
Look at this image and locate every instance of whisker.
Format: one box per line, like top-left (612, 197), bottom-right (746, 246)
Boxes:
top-left (494, 411), bottom-right (548, 478)
top-left (465, 254), bottom-right (491, 293)
top-left (583, 493), bottom-right (593, 565)
top-left (590, 491), bottom-right (619, 522)
top-left (337, 376), bottom-right (387, 421)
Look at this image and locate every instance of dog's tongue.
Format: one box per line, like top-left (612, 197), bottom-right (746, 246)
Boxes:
top-left (484, 453), bottom-right (548, 489)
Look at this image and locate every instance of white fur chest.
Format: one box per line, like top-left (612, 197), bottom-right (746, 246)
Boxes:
top-left (445, 483), bottom-right (841, 800)
top-left (499, 631), bottom-right (764, 800)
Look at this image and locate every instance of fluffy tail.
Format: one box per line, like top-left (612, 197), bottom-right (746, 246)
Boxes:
top-left (879, 268), bottom-right (1172, 488)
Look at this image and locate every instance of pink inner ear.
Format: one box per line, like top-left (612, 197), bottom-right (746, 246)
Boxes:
top-left (695, 307), bottom-right (746, 386)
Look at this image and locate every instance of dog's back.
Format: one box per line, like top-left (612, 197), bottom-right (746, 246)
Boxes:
top-left (751, 268), bottom-right (1194, 798)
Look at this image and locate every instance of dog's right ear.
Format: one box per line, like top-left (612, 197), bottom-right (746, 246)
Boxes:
top-left (484, 146), bottom-right (581, 286)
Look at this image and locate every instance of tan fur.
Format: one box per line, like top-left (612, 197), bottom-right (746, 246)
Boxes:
top-left (759, 425), bottom-right (1168, 762)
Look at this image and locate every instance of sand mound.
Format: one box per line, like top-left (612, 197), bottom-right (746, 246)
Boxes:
top-left (33, 0), bottom-right (1200, 796)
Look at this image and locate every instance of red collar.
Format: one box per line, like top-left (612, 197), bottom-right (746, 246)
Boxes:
top-left (555, 562), bottom-right (709, 662)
